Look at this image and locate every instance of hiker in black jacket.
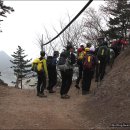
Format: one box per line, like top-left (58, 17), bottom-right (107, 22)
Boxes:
top-left (59, 43), bottom-right (76, 99)
top-left (96, 41), bottom-right (110, 82)
top-left (47, 51), bottom-right (59, 93)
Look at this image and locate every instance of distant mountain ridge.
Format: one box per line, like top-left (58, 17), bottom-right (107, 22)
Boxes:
top-left (0, 51), bottom-right (15, 86)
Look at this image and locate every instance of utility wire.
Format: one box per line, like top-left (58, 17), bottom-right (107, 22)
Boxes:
top-left (43, 0), bottom-right (93, 46)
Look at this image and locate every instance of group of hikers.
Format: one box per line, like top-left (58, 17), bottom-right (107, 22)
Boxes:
top-left (32, 36), bottom-right (128, 99)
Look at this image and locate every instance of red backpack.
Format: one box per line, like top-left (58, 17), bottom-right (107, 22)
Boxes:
top-left (83, 54), bottom-right (94, 70)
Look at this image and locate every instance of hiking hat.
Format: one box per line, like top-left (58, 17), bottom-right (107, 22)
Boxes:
top-left (53, 51), bottom-right (59, 57)
top-left (86, 43), bottom-right (91, 48)
top-left (54, 51), bottom-right (59, 55)
top-left (40, 51), bottom-right (45, 57)
top-left (78, 48), bottom-right (83, 53)
top-left (89, 45), bottom-right (95, 52)
top-left (85, 47), bottom-right (90, 52)
top-left (103, 41), bottom-right (108, 46)
top-left (80, 44), bottom-right (84, 48)
top-left (66, 44), bottom-right (74, 51)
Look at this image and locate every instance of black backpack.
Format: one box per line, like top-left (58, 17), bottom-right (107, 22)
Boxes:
top-left (47, 56), bottom-right (56, 69)
top-left (97, 45), bottom-right (109, 59)
top-left (112, 41), bottom-right (122, 53)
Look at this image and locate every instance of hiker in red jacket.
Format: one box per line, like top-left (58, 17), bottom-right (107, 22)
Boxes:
top-left (111, 36), bottom-right (128, 57)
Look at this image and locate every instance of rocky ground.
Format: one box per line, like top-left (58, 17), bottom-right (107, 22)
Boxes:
top-left (0, 47), bottom-right (130, 129)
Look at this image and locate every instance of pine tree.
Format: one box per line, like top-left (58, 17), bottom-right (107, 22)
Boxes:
top-left (102, 0), bottom-right (130, 39)
top-left (10, 46), bottom-right (32, 89)
top-left (0, 0), bottom-right (14, 31)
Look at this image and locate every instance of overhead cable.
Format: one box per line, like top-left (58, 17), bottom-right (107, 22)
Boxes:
top-left (43, 0), bottom-right (93, 46)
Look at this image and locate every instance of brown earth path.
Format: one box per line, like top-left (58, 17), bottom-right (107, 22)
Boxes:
top-left (1, 46), bottom-right (130, 130)
top-left (0, 83), bottom-right (98, 129)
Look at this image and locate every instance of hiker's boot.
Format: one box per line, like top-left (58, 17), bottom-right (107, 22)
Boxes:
top-left (61, 94), bottom-right (70, 99)
top-left (86, 91), bottom-right (90, 94)
top-left (61, 94), bottom-right (65, 99)
top-left (41, 93), bottom-right (47, 97)
top-left (47, 87), bottom-right (50, 90)
top-left (37, 92), bottom-right (40, 96)
top-left (75, 84), bottom-right (80, 89)
top-left (82, 91), bottom-right (90, 95)
top-left (65, 94), bottom-right (70, 98)
top-left (49, 90), bottom-right (56, 93)
top-left (82, 90), bottom-right (87, 95)
top-left (37, 93), bottom-right (47, 98)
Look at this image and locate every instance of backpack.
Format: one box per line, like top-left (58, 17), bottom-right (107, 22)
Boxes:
top-left (57, 52), bottom-right (71, 71)
top-left (77, 51), bottom-right (85, 65)
top-left (32, 59), bottom-right (44, 72)
top-left (47, 56), bottom-right (55, 69)
top-left (112, 40), bottom-right (122, 52)
top-left (78, 51), bottom-right (85, 60)
top-left (110, 48), bottom-right (115, 59)
top-left (97, 45), bottom-right (108, 59)
top-left (83, 54), bottom-right (94, 70)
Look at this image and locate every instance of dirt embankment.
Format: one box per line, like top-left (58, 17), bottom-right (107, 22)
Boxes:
top-left (82, 47), bottom-right (130, 129)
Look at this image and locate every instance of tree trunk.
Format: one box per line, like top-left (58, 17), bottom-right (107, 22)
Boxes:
top-left (21, 77), bottom-right (22, 89)
top-left (16, 74), bottom-right (19, 88)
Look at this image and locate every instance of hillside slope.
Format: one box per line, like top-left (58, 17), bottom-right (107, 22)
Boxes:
top-left (80, 47), bottom-right (130, 129)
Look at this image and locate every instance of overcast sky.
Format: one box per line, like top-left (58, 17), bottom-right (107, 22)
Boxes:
top-left (0, 1), bottom-right (104, 59)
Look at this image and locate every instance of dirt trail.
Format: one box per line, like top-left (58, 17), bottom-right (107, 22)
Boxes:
top-left (0, 48), bottom-right (130, 129)
top-left (0, 84), bottom-right (98, 129)
top-left (0, 79), bottom-right (129, 129)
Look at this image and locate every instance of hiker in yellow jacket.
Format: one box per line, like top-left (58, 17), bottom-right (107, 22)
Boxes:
top-left (32, 51), bottom-right (48, 97)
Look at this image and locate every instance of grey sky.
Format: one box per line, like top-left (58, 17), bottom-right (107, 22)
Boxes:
top-left (0, 1), bottom-right (104, 59)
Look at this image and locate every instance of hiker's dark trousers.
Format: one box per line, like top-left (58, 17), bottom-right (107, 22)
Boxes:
top-left (60, 69), bottom-right (73, 95)
top-left (48, 70), bottom-right (57, 90)
top-left (76, 64), bottom-right (83, 85)
top-left (37, 71), bottom-right (46, 94)
top-left (82, 70), bottom-right (94, 92)
top-left (98, 58), bottom-right (107, 81)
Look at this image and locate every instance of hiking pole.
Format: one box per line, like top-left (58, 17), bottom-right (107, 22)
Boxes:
top-left (76, 85), bottom-right (80, 95)
top-left (97, 80), bottom-right (99, 88)
top-left (93, 80), bottom-right (98, 96)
